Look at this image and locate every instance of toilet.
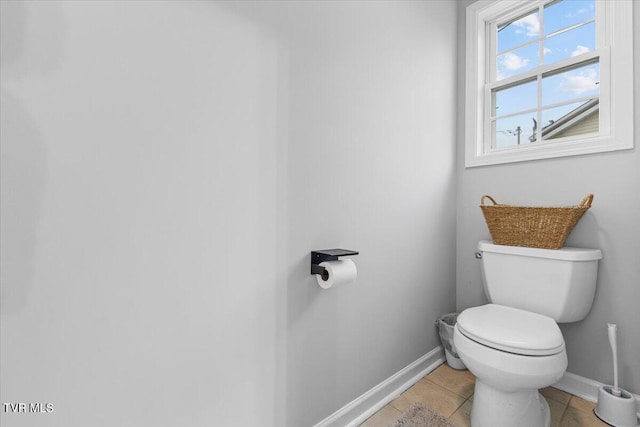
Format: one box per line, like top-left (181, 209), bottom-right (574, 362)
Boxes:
top-left (453, 240), bottom-right (602, 427)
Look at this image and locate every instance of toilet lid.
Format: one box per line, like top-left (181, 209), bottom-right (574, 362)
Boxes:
top-left (456, 304), bottom-right (565, 356)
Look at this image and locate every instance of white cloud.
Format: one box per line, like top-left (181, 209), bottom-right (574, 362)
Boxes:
top-left (559, 68), bottom-right (599, 95)
top-left (543, 48), bottom-right (552, 56)
top-left (565, 6), bottom-right (592, 19)
top-left (512, 14), bottom-right (539, 37)
top-left (571, 45), bottom-right (590, 57)
top-left (500, 52), bottom-right (530, 71)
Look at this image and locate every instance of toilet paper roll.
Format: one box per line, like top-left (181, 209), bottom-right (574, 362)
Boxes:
top-left (316, 259), bottom-right (357, 289)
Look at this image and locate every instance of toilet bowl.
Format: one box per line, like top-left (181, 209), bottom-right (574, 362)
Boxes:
top-left (454, 304), bottom-right (567, 427)
top-left (453, 241), bottom-right (601, 426)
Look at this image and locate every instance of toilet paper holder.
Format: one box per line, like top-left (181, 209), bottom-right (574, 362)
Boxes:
top-left (311, 249), bottom-right (359, 278)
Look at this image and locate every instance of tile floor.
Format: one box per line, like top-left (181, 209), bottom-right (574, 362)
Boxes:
top-left (359, 363), bottom-right (609, 427)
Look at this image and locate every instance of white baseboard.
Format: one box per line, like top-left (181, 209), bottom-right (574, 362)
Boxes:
top-left (553, 371), bottom-right (640, 419)
top-left (312, 346), bottom-right (445, 427)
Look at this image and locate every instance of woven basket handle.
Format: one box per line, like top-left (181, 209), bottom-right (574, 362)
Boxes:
top-left (480, 195), bottom-right (498, 206)
top-left (580, 194), bottom-right (594, 207)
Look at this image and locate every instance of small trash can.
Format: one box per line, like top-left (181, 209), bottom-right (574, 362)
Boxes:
top-left (436, 313), bottom-right (466, 370)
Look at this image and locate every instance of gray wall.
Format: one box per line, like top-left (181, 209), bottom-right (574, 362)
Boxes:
top-left (0, 1), bottom-right (458, 426)
top-left (1, 2), bottom-right (286, 426)
top-left (282, 2), bottom-right (457, 425)
top-left (456, 1), bottom-right (640, 394)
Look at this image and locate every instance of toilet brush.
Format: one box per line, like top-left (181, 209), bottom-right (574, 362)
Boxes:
top-left (594, 324), bottom-right (639, 427)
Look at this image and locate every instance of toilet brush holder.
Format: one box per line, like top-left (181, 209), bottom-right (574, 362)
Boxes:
top-left (594, 385), bottom-right (639, 427)
top-left (596, 324), bottom-right (640, 426)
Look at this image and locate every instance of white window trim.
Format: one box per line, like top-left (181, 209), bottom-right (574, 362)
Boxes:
top-left (465, 0), bottom-right (634, 168)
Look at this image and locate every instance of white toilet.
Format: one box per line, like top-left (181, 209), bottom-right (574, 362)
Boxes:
top-left (453, 240), bottom-right (602, 427)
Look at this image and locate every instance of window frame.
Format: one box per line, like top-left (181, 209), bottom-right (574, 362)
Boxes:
top-left (465, 0), bottom-right (634, 168)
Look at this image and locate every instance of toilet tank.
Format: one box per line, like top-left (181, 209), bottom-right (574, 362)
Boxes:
top-left (477, 240), bottom-right (602, 323)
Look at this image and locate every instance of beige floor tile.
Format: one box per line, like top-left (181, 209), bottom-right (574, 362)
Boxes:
top-left (568, 395), bottom-right (596, 413)
top-left (358, 404), bottom-right (402, 427)
top-left (546, 396), bottom-right (567, 427)
top-left (590, 414), bottom-right (614, 426)
top-left (541, 386), bottom-right (572, 405)
top-left (388, 394), bottom-right (413, 413)
top-left (560, 406), bottom-right (606, 427)
top-left (426, 364), bottom-right (476, 399)
top-left (401, 378), bottom-right (466, 418)
top-left (364, 364), bottom-right (614, 427)
top-left (448, 399), bottom-right (473, 427)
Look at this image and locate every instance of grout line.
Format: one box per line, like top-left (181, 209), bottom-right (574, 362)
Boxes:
top-left (423, 370), bottom-right (476, 400)
top-left (543, 387), bottom-right (573, 405)
top-left (557, 402), bottom-right (569, 426)
top-left (448, 395), bottom-right (473, 421)
top-left (419, 378), bottom-right (470, 420)
top-left (449, 398), bottom-right (467, 419)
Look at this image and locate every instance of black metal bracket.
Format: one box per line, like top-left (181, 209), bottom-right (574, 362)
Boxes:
top-left (310, 249), bottom-right (359, 280)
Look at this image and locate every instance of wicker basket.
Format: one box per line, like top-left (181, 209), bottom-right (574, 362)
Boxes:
top-left (480, 194), bottom-right (593, 249)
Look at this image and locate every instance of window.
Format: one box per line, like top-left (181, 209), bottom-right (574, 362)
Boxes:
top-left (465, 0), bottom-right (634, 167)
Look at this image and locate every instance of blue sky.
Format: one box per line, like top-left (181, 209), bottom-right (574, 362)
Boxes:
top-left (497, 0), bottom-right (595, 54)
top-left (493, 0), bottom-right (598, 147)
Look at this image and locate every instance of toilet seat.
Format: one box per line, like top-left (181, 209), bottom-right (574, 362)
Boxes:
top-left (457, 304), bottom-right (565, 356)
